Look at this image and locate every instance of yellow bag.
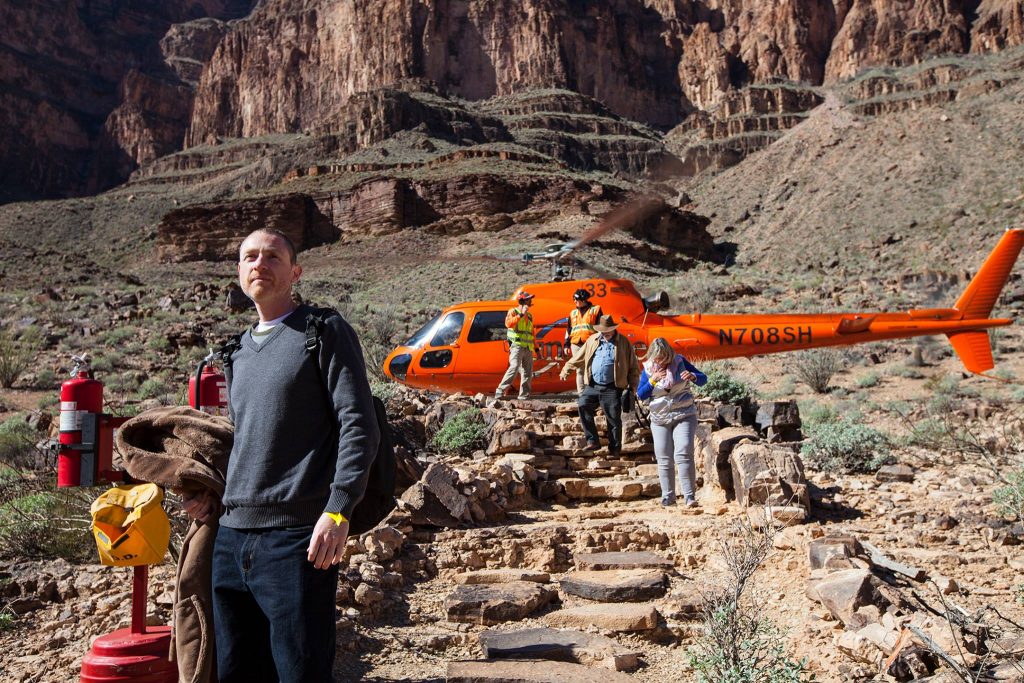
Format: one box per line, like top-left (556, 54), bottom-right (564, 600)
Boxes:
top-left (90, 483), bottom-right (170, 567)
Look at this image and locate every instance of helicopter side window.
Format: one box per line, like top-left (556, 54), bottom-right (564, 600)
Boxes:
top-left (468, 311), bottom-right (508, 343)
top-left (429, 312), bottom-right (464, 347)
top-left (404, 313), bottom-right (442, 349)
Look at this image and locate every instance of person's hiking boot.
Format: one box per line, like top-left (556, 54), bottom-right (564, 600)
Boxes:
top-left (583, 441), bottom-right (600, 452)
top-left (661, 496), bottom-right (676, 507)
top-left (684, 496), bottom-right (699, 508)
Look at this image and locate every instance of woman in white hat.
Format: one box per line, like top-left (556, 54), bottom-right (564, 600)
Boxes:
top-left (636, 338), bottom-right (707, 507)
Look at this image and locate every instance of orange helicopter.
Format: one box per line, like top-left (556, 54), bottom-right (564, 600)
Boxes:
top-left (382, 219), bottom-right (1024, 395)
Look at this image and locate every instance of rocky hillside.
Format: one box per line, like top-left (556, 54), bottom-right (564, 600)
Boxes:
top-left (0, 0), bottom-right (256, 201)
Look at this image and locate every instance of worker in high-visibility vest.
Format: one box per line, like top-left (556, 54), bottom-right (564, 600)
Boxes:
top-left (564, 288), bottom-right (603, 395)
top-left (495, 291), bottom-right (536, 400)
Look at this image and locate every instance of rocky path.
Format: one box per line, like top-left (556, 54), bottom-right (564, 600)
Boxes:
top-left (2, 395), bottom-right (1023, 682)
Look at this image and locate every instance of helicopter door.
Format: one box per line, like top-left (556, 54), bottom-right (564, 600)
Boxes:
top-left (417, 311), bottom-right (465, 383)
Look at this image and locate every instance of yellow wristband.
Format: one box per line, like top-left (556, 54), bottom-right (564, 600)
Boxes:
top-left (325, 512), bottom-right (347, 526)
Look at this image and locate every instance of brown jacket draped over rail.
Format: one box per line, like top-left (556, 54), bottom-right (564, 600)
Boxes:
top-left (116, 406), bottom-right (232, 683)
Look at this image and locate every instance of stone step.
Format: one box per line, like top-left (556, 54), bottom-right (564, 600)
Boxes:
top-left (573, 551), bottom-right (674, 571)
top-left (444, 581), bottom-right (558, 625)
top-left (543, 603), bottom-right (660, 632)
top-left (478, 627), bottom-right (639, 671)
top-left (558, 477), bottom-right (659, 500)
top-left (453, 569), bottom-right (551, 585)
top-left (559, 569), bottom-right (667, 602)
top-left (446, 658), bottom-right (636, 682)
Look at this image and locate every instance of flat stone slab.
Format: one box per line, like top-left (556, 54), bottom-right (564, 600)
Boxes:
top-left (559, 569), bottom-right (667, 602)
top-left (543, 603), bottom-right (660, 632)
top-left (447, 659), bottom-right (634, 682)
top-left (479, 627), bottom-right (639, 671)
top-left (445, 582), bottom-right (557, 625)
top-left (454, 569), bottom-right (551, 585)
top-left (573, 551), bottom-right (673, 571)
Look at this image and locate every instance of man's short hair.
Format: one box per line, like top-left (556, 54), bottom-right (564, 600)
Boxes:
top-left (241, 229), bottom-right (297, 264)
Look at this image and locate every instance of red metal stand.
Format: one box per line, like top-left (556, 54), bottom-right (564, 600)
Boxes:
top-left (80, 566), bottom-right (177, 683)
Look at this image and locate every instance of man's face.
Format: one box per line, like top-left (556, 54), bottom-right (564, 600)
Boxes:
top-left (601, 330), bottom-right (615, 341)
top-left (237, 231), bottom-right (301, 303)
top-left (575, 298), bottom-right (588, 310)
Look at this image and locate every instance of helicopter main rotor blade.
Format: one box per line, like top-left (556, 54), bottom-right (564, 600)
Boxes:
top-left (572, 257), bottom-right (623, 282)
top-left (566, 194), bottom-right (663, 253)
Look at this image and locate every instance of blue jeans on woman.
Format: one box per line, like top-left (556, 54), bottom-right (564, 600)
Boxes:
top-left (651, 412), bottom-right (698, 504)
top-left (212, 524), bottom-right (339, 683)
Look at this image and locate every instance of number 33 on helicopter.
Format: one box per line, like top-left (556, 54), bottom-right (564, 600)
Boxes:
top-left (383, 227), bottom-right (1024, 395)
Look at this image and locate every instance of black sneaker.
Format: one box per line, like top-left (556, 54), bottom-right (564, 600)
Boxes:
top-left (661, 497), bottom-right (676, 507)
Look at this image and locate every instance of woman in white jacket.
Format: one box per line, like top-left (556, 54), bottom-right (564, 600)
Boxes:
top-left (636, 338), bottom-right (708, 507)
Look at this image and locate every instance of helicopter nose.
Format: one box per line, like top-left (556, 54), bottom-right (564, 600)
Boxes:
top-left (386, 352), bottom-right (412, 381)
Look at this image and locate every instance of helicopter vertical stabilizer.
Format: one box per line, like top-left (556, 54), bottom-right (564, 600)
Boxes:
top-left (954, 228), bottom-right (1024, 320)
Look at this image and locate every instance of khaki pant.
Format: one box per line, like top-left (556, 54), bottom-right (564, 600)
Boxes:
top-left (496, 345), bottom-right (534, 399)
top-left (570, 343), bottom-right (585, 394)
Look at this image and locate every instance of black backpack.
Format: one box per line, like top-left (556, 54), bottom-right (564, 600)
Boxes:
top-left (219, 308), bottom-right (397, 536)
top-left (304, 308), bottom-right (397, 535)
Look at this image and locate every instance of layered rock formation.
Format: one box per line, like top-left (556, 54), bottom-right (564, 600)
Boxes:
top-left (0, 0), bottom-right (255, 201)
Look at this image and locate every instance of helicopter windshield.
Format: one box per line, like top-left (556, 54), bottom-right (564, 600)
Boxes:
top-left (429, 312), bottom-right (465, 347)
top-left (404, 313), bottom-right (442, 349)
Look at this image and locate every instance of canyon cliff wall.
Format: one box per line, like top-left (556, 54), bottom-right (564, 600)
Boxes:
top-left (0, 0), bottom-right (255, 201)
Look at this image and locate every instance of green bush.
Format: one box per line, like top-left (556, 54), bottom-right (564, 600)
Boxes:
top-left (0, 325), bottom-right (42, 388)
top-left (431, 408), bottom-right (488, 456)
top-left (994, 468), bottom-right (1024, 521)
top-left (697, 365), bottom-right (753, 405)
top-left (856, 372), bottom-right (880, 388)
top-left (31, 368), bottom-right (59, 390)
top-left (0, 419), bottom-right (37, 469)
top-left (0, 485), bottom-right (95, 562)
top-left (801, 419), bottom-right (893, 474)
top-left (138, 377), bottom-right (170, 400)
top-left (689, 605), bottom-right (813, 683)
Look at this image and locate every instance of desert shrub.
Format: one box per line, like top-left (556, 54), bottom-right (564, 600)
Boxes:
top-left (697, 364), bottom-right (753, 405)
top-left (341, 304), bottom-right (400, 382)
top-left (0, 325), bottom-right (42, 388)
top-left (431, 408), bottom-right (487, 456)
top-left (789, 348), bottom-right (847, 394)
top-left (799, 401), bottom-right (839, 428)
top-left (138, 377), bottom-right (170, 400)
top-left (888, 365), bottom-right (924, 380)
top-left (0, 605), bottom-right (14, 631)
top-left (801, 419), bottom-right (893, 473)
top-left (147, 334), bottom-right (171, 352)
top-left (673, 272), bottom-right (721, 313)
top-left (689, 520), bottom-right (813, 683)
top-left (856, 371), bottom-right (880, 388)
top-left (0, 476), bottom-right (95, 562)
top-left (993, 468), bottom-right (1024, 521)
top-left (0, 419), bottom-right (38, 469)
top-left (370, 378), bottom-right (399, 402)
top-left (31, 368), bottom-right (58, 390)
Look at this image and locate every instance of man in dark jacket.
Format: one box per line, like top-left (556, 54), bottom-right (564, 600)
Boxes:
top-left (559, 315), bottom-right (640, 455)
top-left (185, 228), bottom-right (379, 683)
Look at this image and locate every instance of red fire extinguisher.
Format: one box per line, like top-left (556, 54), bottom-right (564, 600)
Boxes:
top-left (189, 349), bottom-right (228, 416)
top-left (58, 356), bottom-right (103, 487)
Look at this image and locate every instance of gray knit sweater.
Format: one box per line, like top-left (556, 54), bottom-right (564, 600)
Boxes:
top-left (221, 305), bottom-right (380, 529)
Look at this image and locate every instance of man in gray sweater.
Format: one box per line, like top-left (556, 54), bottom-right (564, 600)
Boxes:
top-left (185, 228), bottom-right (379, 682)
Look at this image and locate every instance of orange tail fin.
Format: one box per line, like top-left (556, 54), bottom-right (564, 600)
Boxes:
top-left (954, 228), bottom-right (1024, 320)
top-left (946, 331), bottom-right (994, 374)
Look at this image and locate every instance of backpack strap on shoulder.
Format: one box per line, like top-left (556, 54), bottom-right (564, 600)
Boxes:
top-left (304, 307), bottom-right (334, 356)
top-left (219, 333), bottom-right (243, 372)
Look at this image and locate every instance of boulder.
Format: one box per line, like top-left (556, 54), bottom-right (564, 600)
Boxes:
top-left (478, 627), bottom-right (639, 671)
top-left (444, 582), bottom-right (558, 625)
top-left (754, 401), bottom-right (801, 431)
top-left (422, 462), bottom-right (472, 522)
top-left (730, 442), bottom-right (810, 509)
top-left (876, 464), bottom-right (916, 483)
top-left (703, 426), bottom-right (758, 497)
top-left (489, 428), bottom-right (531, 455)
top-left (559, 570), bottom-right (667, 602)
top-left (807, 569), bottom-right (889, 627)
top-left (808, 535), bottom-right (863, 570)
top-left (747, 505), bottom-right (807, 528)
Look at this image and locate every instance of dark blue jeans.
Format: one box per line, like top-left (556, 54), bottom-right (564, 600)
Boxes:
top-left (212, 525), bottom-right (339, 683)
top-left (578, 383), bottom-right (624, 453)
